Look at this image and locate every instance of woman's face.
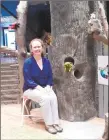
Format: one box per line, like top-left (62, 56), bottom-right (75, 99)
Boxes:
top-left (31, 40), bottom-right (43, 56)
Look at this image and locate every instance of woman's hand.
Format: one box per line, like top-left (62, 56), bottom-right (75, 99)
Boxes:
top-left (36, 85), bottom-right (45, 92)
top-left (45, 85), bottom-right (52, 92)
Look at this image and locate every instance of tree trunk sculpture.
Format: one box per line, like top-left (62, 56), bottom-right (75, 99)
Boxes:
top-left (50, 1), bottom-right (97, 121)
top-left (16, 1), bottom-right (28, 104)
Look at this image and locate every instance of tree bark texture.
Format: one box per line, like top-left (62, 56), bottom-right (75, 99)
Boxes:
top-left (50, 1), bottom-right (97, 121)
top-left (16, 1), bottom-right (28, 103)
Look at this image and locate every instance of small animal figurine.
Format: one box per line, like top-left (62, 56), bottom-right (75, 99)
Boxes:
top-left (88, 13), bottom-right (102, 35)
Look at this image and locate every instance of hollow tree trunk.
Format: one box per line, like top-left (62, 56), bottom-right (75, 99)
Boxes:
top-left (50, 1), bottom-right (97, 121)
top-left (16, 1), bottom-right (28, 103)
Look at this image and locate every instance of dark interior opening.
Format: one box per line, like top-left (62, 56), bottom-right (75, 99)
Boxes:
top-left (26, 2), bottom-right (51, 51)
top-left (64, 56), bottom-right (75, 65)
top-left (74, 69), bottom-right (82, 79)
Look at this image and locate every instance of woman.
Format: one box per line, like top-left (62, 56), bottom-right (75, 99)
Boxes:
top-left (23, 38), bottom-right (63, 134)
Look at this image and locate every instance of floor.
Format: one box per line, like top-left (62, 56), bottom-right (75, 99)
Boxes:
top-left (1, 104), bottom-right (105, 139)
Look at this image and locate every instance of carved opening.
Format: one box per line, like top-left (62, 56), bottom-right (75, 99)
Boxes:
top-left (26, 2), bottom-right (51, 52)
top-left (74, 69), bottom-right (82, 79)
top-left (64, 56), bottom-right (74, 64)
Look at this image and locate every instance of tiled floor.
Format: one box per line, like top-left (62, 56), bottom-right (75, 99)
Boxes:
top-left (1, 104), bottom-right (105, 139)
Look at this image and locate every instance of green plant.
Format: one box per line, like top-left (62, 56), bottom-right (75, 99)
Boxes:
top-left (64, 62), bottom-right (73, 72)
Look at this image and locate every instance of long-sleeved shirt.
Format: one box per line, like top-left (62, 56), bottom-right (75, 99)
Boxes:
top-left (23, 56), bottom-right (53, 92)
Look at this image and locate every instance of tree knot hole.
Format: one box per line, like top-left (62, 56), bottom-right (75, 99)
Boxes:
top-left (74, 69), bottom-right (82, 79)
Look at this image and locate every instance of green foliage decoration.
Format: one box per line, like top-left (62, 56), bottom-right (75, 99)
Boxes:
top-left (64, 62), bottom-right (73, 72)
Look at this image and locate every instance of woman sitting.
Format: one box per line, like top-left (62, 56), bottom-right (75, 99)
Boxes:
top-left (23, 38), bottom-right (63, 134)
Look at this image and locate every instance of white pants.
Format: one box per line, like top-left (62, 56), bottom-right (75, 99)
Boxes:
top-left (23, 87), bottom-right (59, 125)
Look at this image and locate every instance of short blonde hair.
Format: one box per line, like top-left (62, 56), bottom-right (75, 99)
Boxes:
top-left (29, 38), bottom-right (44, 57)
top-left (29, 38), bottom-right (44, 50)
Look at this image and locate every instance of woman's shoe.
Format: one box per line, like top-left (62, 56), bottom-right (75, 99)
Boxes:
top-left (45, 125), bottom-right (57, 134)
top-left (53, 124), bottom-right (63, 132)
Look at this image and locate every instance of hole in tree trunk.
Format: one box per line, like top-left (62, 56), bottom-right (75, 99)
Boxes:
top-left (64, 56), bottom-right (74, 64)
top-left (74, 69), bottom-right (82, 79)
top-left (26, 2), bottom-right (51, 52)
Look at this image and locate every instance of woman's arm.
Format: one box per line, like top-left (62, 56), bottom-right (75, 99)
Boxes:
top-left (23, 60), bottom-right (38, 88)
top-left (47, 60), bottom-right (53, 86)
